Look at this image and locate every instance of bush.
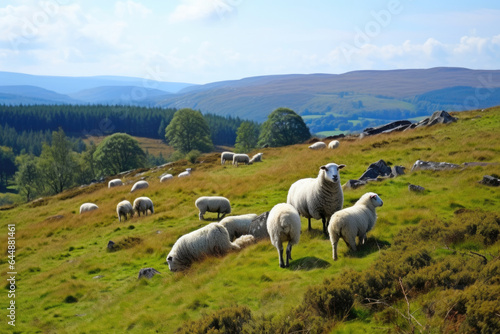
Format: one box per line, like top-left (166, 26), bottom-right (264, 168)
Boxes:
top-left (303, 281), bottom-right (354, 320)
top-left (185, 150), bottom-right (201, 164)
top-left (176, 305), bottom-right (252, 334)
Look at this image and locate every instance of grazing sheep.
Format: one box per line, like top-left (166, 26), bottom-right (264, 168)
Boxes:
top-left (308, 141), bottom-right (326, 149)
top-left (249, 153), bottom-right (263, 164)
top-left (108, 178), bottom-right (123, 188)
top-left (133, 197), bottom-right (154, 216)
top-left (328, 192), bottom-right (383, 261)
top-left (178, 168), bottom-right (192, 178)
top-left (195, 196), bottom-right (231, 220)
top-left (166, 222), bottom-right (255, 271)
top-left (80, 203), bottom-right (98, 214)
top-left (116, 200), bottom-right (134, 222)
top-left (131, 180), bottom-right (149, 193)
top-left (219, 213), bottom-right (258, 240)
top-left (328, 140), bottom-right (340, 149)
top-left (221, 151), bottom-right (235, 165)
top-left (232, 154), bottom-right (252, 166)
top-left (267, 203), bottom-right (301, 268)
top-left (160, 174), bottom-right (173, 182)
top-left (287, 162), bottom-right (345, 235)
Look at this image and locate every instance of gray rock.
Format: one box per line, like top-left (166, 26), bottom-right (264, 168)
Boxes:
top-left (359, 159), bottom-right (392, 181)
top-left (408, 184), bottom-right (425, 192)
top-left (411, 160), bottom-right (461, 172)
top-left (107, 240), bottom-right (115, 251)
top-left (414, 110), bottom-right (457, 128)
top-left (343, 179), bottom-right (367, 189)
top-left (390, 166), bottom-right (406, 177)
top-left (138, 268), bottom-right (161, 279)
top-left (361, 120), bottom-right (412, 137)
top-left (479, 175), bottom-right (500, 187)
top-left (248, 212), bottom-right (270, 240)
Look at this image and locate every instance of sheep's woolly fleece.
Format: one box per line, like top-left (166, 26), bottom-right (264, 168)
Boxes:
top-left (195, 196), bottom-right (231, 220)
top-left (219, 213), bottom-right (258, 240)
top-left (267, 203), bottom-right (301, 268)
top-left (116, 200), bottom-right (133, 222)
top-left (133, 197), bottom-right (154, 216)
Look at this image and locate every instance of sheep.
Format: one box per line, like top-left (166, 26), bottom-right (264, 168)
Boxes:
top-left (166, 222), bottom-right (255, 272)
top-left (221, 151), bottom-right (235, 165)
top-left (116, 200), bottom-right (134, 222)
top-left (195, 196), bottom-right (231, 221)
top-left (249, 152), bottom-right (263, 164)
top-left (178, 168), bottom-right (192, 178)
top-left (160, 174), bottom-right (173, 182)
top-left (232, 153), bottom-right (252, 166)
top-left (267, 203), bottom-right (301, 268)
top-left (308, 141), bottom-right (326, 149)
top-left (219, 213), bottom-right (258, 240)
top-left (80, 203), bottom-right (98, 214)
top-left (108, 178), bottom-right (123, 188)
top-left (287, 162), bottom-right (345, 235)
top-left (328, 192), bottom-right (383, 261)
top-left (131, 180), bottom-right (149, 192)
top-left (133, 197), bottom-right (154, 216)
top-left (328, 140), bottom-right (340, 149)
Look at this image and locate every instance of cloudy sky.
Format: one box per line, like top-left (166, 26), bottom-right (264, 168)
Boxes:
top-left (1, 0), bottom-right (499, 84)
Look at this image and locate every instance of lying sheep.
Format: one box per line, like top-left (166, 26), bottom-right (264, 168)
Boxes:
top-left (131, 180), bottom-right (149, 192)
top-left (232, 154), bottom-right (252, 166)
top-left (219, 213), bottom-right (258, 240)
top-left (308, 141), bottom-right (326, 149)
top-left (249, 153), bottom-right (263, 164)
top-left (267, 203), bottom-right (301, 268)
top-left (160, 174), bottom-right (173, 182)
top-left (221, 151), bottom-right (235, 165)
top-left (328, 192), bottom-right (383, 260)
top-left (80, 203), bottom-right (98, 214)
top-left (116, 200), bottom-right (134, 222)
top-left (108, 178), bottom-right (123, 188)
top-left (195, 196), bottom-right (231, 220)
top-left (178, 168), bottom-right (192, 178)
top-left (166, 222), bottom-right (255, 271)
top-left (133, 197), bottom-right (154, 216)
top-left (328, 140), bottom-right (340, 149)
top-left (287, 162), bottom-right (345, 235)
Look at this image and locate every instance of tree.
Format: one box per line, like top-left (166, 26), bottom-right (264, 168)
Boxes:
top-left (93, 133), bottom-right (146, 176)
top-left (165, 108), bottom-right (213, 153)
top-left (0, 146), bottom-right (16, 189)
top-left (15, 156), bottom-right (44, 202)
top-left (258, 108), bottom-right (311, 147)
top-left (235, 121), bottom-right (260, 153)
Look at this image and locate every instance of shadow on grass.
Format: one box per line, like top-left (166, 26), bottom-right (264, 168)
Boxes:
top-left (289, 256), bottom-right (331, 271)
top-left (346, 237), bottom-right (391, 259)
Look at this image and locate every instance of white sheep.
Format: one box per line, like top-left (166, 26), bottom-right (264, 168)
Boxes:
top-left (232, 154), bottom-right (252, 166)
top-left (108, 178), bottom-right (123, 188)
top-left (308, 141), bottom-right (326, 149)
top-left (166, 222), bottom-right (255, 271)
top-left (328, 140), bottom-right (340, 149)
top-left (195, 196), bottom-right (231, 220)
top-left (160, 174), bottom-right (173, 182)
top-left (267, 203), bottom-right (301, 268)
top-left (287, 162), bottom-right (345, 235)
top-left (133, 197), bottom-right (154, 216)
top-left (328, 192), bottom-right (383, 261)
top-left (219, 213), bottom-right (258, 240)
top-left (249, 152), bottom-right (263, 164)
top-left (116, 200), bottom-right (134, 222)
top-left (221, 151), bottom-right (235, 165)
top-left (130, 180), bottom-right (149, 192)
top-left (178, 168), bottom-right (192, 178)
top-left (80, 203), bottom-right (98, 214)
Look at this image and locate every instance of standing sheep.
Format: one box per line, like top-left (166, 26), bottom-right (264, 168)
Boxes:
top-left (160, 174), bottom-right (173, 182)
top-left (166, 222), bottom-right (255, 271)
top-left (131, 180), bottom-right (149, 192)
top-left (108, 179), bottom-right (123, 188)
top-left (221, 151), bottom-right (235, 165)
top-left (178, 168), bottom-right (192, 178)
top-left (249, 153), bottom-right (263, 164)
top-left (287, 162), bottom-right (345, 235)
top-left (328, 192), bottom-right (383, 260)
top-left (195, 196), bottom-right (231, 220)
top-left (309, 142), bottom-right (326, 149)
top-left (80, 203), bottom-right (98, 214)
top-left (267, 203), bottom-right (301, 268)
top-left (219, 213), bottom-right (258, 240)
top-left (133, 197), bottom-right (154, 216)
top-left (116, 200), bottom-right (134, 222)
top-left (232, 154), bottom-right (251, 166)
top-left (328, 140), bottom-right (340, 149)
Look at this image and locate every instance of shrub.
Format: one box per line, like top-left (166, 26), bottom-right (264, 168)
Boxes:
top-left (176, 305), bottom-right (252, 334)
top-left (303, 281), bottom-right (354, 320)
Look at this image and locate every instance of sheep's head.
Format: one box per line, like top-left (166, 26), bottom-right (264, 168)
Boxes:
top-left (166, 252), bottom-right (186, 272)
top-left (368, 192), bottom-right (384, 207)
top-left (320, 163), bottom-right (345, 183)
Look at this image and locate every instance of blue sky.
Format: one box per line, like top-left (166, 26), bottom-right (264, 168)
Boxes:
top-left (1, 0), bottom-right (499, 84)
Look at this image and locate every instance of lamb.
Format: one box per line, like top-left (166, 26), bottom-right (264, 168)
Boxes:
top-left (108, 178), bottom-right (123, 188)
top-left (166, 222), bottom-right (255, 271)
top-left (116, 200), bottom-right (134, 222)
top-left (287, 162), bottom-right (345, 235)
top-left (232, 154), bottom-right (252, 166)
top-left (160, 174), bottom-right (173, 182)
top-left (221, 151), bottom-right (235, 165)
top-left (267, 203), bottom-right (302, 268)
top-left (328, 192), bottom-right (383, 261)
top-left (195, 196), bottom-right (231, 220)
top-left (80, 203), bottom-right (98, 214)
top-left (308, 141), bottom-right (326, 149)
top-left (249, 152), bottom-right (263, 164)
top-left (219, 213), bottom-right (258, 240)
top-left (133, 197), bottom-right (154, 216)
top-left (130, 180), bottom-right (149, 192)
top-left (178, 168), bottom-right (192, 178)
top-left (328, 140), bottom-right (340, 149)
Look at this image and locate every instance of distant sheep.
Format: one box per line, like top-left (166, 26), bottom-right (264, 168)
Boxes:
top-left (166, 222), bottom-right (255, 272)
top-left (219, 213), bottom-right (258, 240)
top-left (108, 179), bottom-right (123, 188)
top-left (178, 168), bottom-right (192, 178)
top-left (328, 192), bottom-right (383, 260)
top-left (131, 180), bottom-right (149, 192)
top-left (249, 153), bottom-right (263, 164)
top-left (195, 196), bottom-right (231, 220)
top-left (308, 142), bottom-right (326, 149)
top-left (116, 200), bottom-right (134, 222)
top-left (80, 203), bottom-right (98, 214)
top-left (267, 203), bottom-right (301, 268)
top-left (287, 162), bottom-right (345, 235)
top-left (328, 140), bottom-right (340, 149)
top-left (160, 174), bottom-right (173, 182)
top-left (133, 197), bottom-right (154, 216)
top-left (221, 151), bottom-right (235, 165)
top-left (232, 154), bottom-right (251, 166)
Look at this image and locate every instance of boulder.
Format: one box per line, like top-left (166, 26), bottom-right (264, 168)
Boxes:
top-left (408, 184), bottom-right (425, 192)
top-left (479, 175), bottom-right (500, 187)
top-left (248, 212), bottom-right (270, 240)
top-left (411, 160), bottom-right (461, 172)
top-left (107, 240), bottom-right (115, 251)
top-left (359, 159), bottom-right (392, 180)
top-left (390, 166), bottom-right (406, 177)
top-left (361, 120), bottom-right (412, 137)
top-left (138, 268), bottom-right (161, 279)
top-left (413, 110), bottom-right (457, 129)
top-left (343, 179), bottom-right (367, 190)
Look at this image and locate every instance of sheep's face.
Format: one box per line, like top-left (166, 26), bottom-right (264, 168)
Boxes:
top-left (166, 253), bottom-right (182, 272)
top-left (369, 193), bottom-right (384, 207)
top-left (320, 163), bottom-right (345, 183)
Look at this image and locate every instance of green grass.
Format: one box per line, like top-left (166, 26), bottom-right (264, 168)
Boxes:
top-left (1, 107), bottom-right (500, 333)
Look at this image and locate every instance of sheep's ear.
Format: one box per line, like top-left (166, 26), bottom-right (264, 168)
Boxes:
top-left (320, 165), bottom-right (327, 170)
top-left (370, 194), bottom-right (377, 199)
top-left (338, 164), bottom-right (346, 169)
top-left (167, 256), bottom-right (173, 261)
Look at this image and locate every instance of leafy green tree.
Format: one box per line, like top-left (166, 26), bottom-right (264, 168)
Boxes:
top-left (76, 142), bottom-right (99, 184)
top-left (235, 121), bottom-right (260, 153)
top-left (15, 156), bottom-right (44, 202)
top-left (0, 146), bottom-right (16, 189)
top-left (165, 108), bottom-right (213, 153)
top-left (93, 133), bottom-right (146, 176)
top-left (258, 108), bottom-right (311, 147)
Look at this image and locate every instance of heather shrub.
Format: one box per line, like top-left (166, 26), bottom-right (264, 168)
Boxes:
top-left (176, 305), bottom-right (252, 334)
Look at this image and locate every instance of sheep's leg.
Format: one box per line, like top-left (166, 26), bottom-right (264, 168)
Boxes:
top-left (360, 233), bottom-right (367, 245)
top-left (322, 216), bottom-right (328, 235)
top-left (277, 243), bottom-right (285, 268)
top-left (119, 214), bottom-right (122, 223)
top-left (286, 242), bottom-right (293, 267)
top-left (346, 234), bottom-right (357, 252)
top-left (330, 233), bottom-right (339, 260)
top-left (308, 218), bottom-right (312, 231)
top-left (220, 212), bottom-right (226, 220)
top-left (199, 211), bottom-right (205, 221)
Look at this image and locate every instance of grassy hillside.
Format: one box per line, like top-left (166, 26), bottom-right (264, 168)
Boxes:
top-left (2, 107), bottom-right (499, 333)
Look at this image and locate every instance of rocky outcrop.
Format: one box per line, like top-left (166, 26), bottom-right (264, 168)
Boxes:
top-left (138, 268), bottom-right (161, 279)
top-left (479, 175), bottom-right (500, 187)
top-left (411, 160), bottom-right (461, 172)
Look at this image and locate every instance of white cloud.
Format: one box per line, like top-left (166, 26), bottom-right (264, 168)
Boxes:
top-left (169, 0), bottom-right (239, 23)
top-left (115, 1), bottom-right (151, 19)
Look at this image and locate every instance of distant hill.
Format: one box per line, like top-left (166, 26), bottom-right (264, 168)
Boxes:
top-left (68, 86), bottom-right (173, 106)
top-left (0, 85), bottom-right (83, 105)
